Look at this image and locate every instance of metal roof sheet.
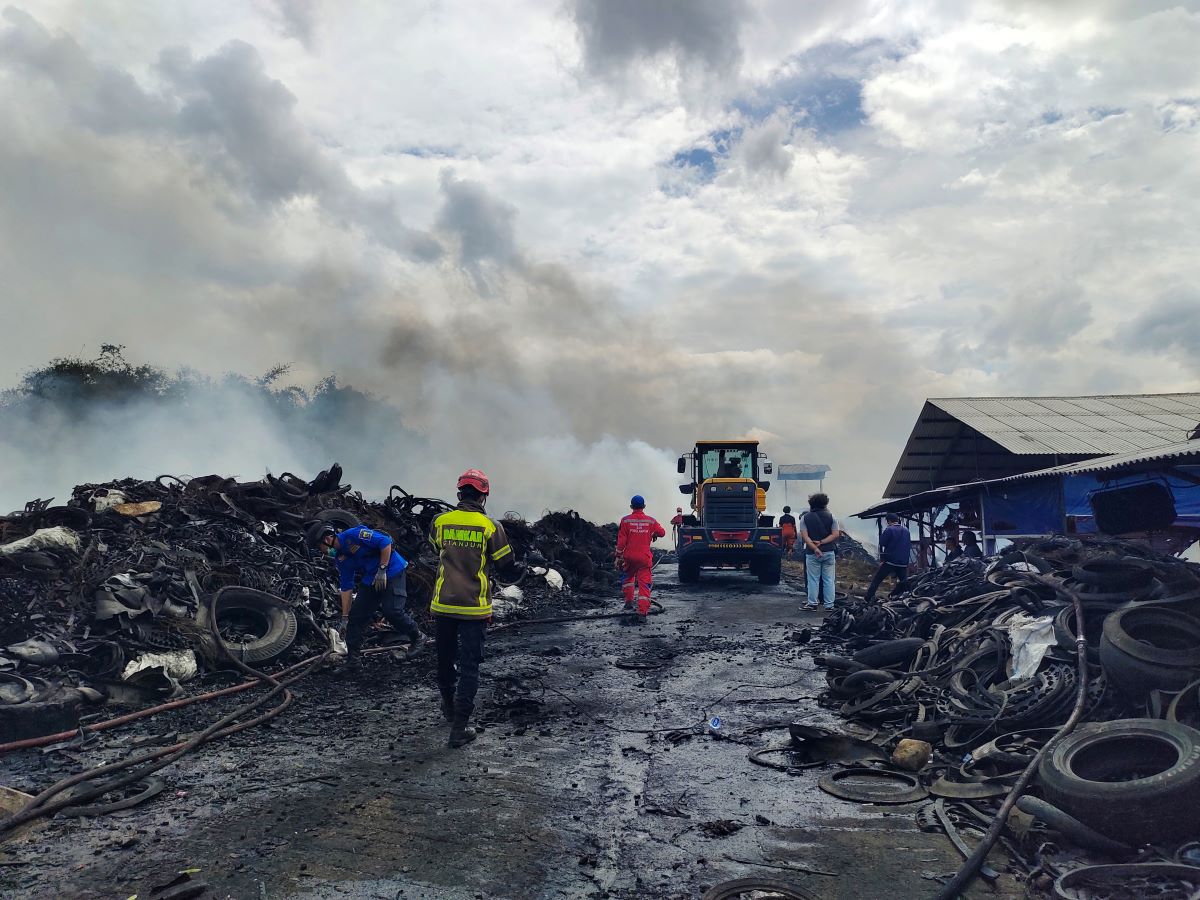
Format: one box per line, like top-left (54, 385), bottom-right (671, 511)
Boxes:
top-left (883, 393), bottom-right (1200, 498)
top-left (860, 439), bottom-right (1200, 518)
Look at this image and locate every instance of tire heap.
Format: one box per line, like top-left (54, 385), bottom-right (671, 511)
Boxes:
top-left (810, 536), bottom-right (1200, 889)
top-left (0, 467), bottom-right (617, 743)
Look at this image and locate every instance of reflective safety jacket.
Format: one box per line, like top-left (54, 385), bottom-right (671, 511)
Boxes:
top-left (617, 509), bottom-right (665, 570)
top-left (429, 501), bottom-right (514, 618)
top-left (334, 526), bottom-right (408, 592)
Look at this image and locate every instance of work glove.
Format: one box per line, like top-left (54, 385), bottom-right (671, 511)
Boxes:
top-left (372, 568), bottom-right (388, 590)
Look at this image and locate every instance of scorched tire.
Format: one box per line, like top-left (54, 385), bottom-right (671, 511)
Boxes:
top-left (212, 587), bottom-right (298, 666)
top-left (1037, 718), bottom-right (1200, 843)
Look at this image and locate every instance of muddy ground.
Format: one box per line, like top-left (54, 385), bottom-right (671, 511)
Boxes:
top-left (1, 568), bottom-right (1020, 900)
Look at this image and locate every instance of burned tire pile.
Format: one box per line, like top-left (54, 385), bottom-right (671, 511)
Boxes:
top-left (805, 537), bottom-right (1200, 894)
top-left (0, 466), bottom-right (617, 747)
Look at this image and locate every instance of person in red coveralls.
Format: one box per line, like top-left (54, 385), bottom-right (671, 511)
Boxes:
top-left (670, 506), bottom-right (684, 548)
top-left (617, 495), bottom-right (666, 625)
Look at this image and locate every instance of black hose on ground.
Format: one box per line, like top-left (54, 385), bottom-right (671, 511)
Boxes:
top-left (0, 594), bottom-right (330, 835)
top-left (932, 575), bottom-right (1089, 900)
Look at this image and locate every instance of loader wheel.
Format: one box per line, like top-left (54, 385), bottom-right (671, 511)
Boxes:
top-left (678, 560), bottom-right (700, 584)
top-left (758, 558), bottom-right (781, 585)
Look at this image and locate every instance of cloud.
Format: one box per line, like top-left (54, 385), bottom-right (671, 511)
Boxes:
top-left (571, 0), bottom-right (747, 92)
top-left (1124, 288), bottom-right (1200, 373)
top-left (737, 115), bottom-right (792, 177)
top-left (271, 0), bottom-right (320, 49)
top-left (436, 169), bottom-right (522, 275)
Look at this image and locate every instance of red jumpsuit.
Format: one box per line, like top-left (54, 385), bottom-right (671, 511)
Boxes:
top-left (617, 510), bottom-right (666, 615)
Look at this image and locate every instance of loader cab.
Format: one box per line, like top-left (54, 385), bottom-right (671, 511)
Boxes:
top-left (677, 440), bottom-right (774, 519)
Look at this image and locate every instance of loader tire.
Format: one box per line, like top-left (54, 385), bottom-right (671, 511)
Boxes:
top-left (757, 558), bottom-right (781, 585)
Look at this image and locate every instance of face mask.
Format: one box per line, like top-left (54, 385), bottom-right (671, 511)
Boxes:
top-left (325, 545), bottom-right (337, 558)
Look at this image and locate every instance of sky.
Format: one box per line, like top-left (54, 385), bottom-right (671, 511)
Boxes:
top-left (1, 0), bottom-right (1198, 531)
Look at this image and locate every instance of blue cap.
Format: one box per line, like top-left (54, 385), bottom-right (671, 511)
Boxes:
top-left (630, 495), bottom-right (645, 508)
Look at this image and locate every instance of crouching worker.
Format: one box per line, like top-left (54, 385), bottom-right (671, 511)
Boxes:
top-left (430, 469), bottom-right (521, 748)
top-left (310, 523), bottom-right (426, 667)
top-left (617, 495), bottom-right (665, 624)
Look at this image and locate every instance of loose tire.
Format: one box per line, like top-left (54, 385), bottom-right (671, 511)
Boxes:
top-left (1099, 606), bottom-right (1200, 698)
top-left (211, 587), bottom-right (298, 665)
top-left (1038, 718), bottom-right (1200, 843)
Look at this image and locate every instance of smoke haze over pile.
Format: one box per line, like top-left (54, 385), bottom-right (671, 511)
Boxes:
top-left (2, 2), bottom-right (1198, 531)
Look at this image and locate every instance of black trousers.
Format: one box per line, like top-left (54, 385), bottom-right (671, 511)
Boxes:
top-left (435, 616), bottom-right (487, 720)
top-left (346, 574), bottom-right (420, 655)
top-left (864, 563), bottom-right (909, 602)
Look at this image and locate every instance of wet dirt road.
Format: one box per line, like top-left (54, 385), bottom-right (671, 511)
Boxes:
top-left (2, 570), bottom-right (1020, 899)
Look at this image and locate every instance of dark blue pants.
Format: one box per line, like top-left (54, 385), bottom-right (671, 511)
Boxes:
top-left (864, 563), bottom-right (909, 603)
top-left (346, 574), bottom-right (419, 655)
top-left (435, 616), bottom-right (486, 719)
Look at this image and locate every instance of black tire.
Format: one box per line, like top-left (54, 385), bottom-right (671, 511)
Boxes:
top-left (1053, 604), bottom-right (1115, 662)
top-left (678, 560), bottom-right (700, 584)
top-left (1072, 557), bottom-right (1156, 590)
top-left (0, 697), bottom-right (81, 743)
top-left (315, 508), bottom-right (361, 530)
top-left (1103, 606), bottom-right (1200, 667)
top-left (1099, 607), bottom-right (1200, 699)
top-left (852, 637), bottom-right (925, 668)
top-left (1038, 718), bottom-right (1200, 843)
top-left (757, 557), bottom-right (781, 585)
top-left (212, 587), bottom-right (298, 665)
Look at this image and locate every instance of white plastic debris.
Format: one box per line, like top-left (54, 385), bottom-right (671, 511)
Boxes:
top-left (326, 627), bottom-right (348, 657)
top-left (492, 583), bottom-right (525, 618)
top-left (92, 490), bottom-right (129, 512)
top-left (531, 566), bottom-right (548, 576)
top-left (544, 569), bottom-right (564, 590)
top-left (1003, 613), bottom-right (1057, 680)
top-left (122, 650), bottom-right (198, 683)
top-left (0, 526), bottom-right (82, 556)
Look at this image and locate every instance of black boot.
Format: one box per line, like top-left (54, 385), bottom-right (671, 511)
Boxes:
top-left (405, 632), bottom-right (429, 660)
top-left (448, 717), bottom-right (477, 748)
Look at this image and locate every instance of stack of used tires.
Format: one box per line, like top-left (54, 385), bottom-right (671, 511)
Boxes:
top-left (1035, 555), bottom-right (1200, 847)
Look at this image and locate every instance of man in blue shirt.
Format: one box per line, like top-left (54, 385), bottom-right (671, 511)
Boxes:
top-left (864, 513), bottom-right (911, 603)
top-left (311, 524), bottom-right (426, 665)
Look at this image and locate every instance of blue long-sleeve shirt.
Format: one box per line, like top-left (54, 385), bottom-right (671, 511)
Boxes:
top-left (879, 524), bottom-right (912, 567)
top-left (334, 526), bottom-right (408, 591)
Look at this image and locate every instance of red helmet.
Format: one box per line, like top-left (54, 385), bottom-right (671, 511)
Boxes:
top-left (457, 468), bottom-right (490, 494)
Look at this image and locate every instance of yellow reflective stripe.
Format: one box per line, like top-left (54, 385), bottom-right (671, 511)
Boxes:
top-left (492, 544), bottom-right (512, 560)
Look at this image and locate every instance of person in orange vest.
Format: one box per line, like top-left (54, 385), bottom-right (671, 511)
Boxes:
top-left (779, 505), bottom-right (798, 556)
top-left (616, 495), bottom-right (665, 625)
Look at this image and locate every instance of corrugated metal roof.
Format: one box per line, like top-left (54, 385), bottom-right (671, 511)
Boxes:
top-left (929, 394), bottom-right (1200, 454)
top-left (882, 393), bottom-right (1200, 498)
top-left (858, 438), bottom-right (1200, 518)
top-left (993, 438), bottom-right (1200, 482)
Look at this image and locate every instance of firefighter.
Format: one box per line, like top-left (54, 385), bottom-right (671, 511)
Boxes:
top-left (779, 505), bottom-right (798, 556)
top-left (429, 469), bottom-right (521, 748)
top-left (670, 506), bottom-right (684, 548)
top-left (616, 495), bottom-right (665, 624)
top-left (309, 523), bottom-right (426, 667)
